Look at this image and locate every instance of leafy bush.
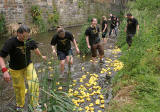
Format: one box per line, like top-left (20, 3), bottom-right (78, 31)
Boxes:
top-left (48, 7), bottom-right (59, 28)
top-left (0, 14), bottom-right (7, 37)
top-left (27, 59), bottom-right (75, 112)
top-left (78, 24), bottom-right (91, 55)
top-left (109, 0), bottom-right (160, 112)
top-left (31, 5), bottom-right (46, 33)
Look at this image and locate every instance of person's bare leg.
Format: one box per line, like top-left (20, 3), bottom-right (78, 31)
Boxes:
top-left (60, 60), bottom-right (65, 75)
top-left (66, 56), bottom-right (73, 65)
top-left (66, 56), bottom-right (73, 72)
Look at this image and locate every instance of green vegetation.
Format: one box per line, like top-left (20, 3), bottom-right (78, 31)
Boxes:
top-left (78, 24), bottom-right (91, 55)
top-left (108, 0), bottom-right (160, 112)
top-left (34, 60), bottom-right (74, 112)
top-left (31, 5), bottom-right (46, 33)
top-left (0, 14), bottom-right (7, 37)
top-left (26, 59), bottom-right (75, 112)
top-left (47, 5), bottom-right (59, 28)
top-left (78, 0), bottom-right (85, 8)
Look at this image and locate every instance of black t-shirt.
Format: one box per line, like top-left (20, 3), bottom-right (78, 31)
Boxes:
top-left (127, 18), bottom-right (138, 34)
top-left (110, 16), bottom-right (114, 21)
top-left (102, 20), bottom-right (108, 32)
top-left (111, 19), bottom-right (117, 28)
top-left (51, 31), bottom-right (74, 52)
top-left (0, 37), bottom-right (38, 70)
top-left (85, 26), bottom-right (100, 46)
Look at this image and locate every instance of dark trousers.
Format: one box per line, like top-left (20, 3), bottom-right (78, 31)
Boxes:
top-left (126, 33), bottom-right (135, 47)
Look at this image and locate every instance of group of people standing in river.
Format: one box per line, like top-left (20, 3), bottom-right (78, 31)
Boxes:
top-left (0, 13), bottom-right (139, 111)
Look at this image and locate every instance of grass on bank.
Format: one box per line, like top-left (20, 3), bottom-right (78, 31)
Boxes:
top-left (107, 0), bottom-right (160, 112)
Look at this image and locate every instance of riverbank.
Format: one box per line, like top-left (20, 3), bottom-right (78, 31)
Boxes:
top-left (107, 0), bottom-right (160, 112)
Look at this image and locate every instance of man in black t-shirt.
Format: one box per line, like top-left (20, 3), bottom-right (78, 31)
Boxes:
top-left (102, 16), bottom-right (108, 43)
top-left (0, 25), bottom-right (46, 111)
top-left (125, 13), bottom-right (139, 48)
top-left (85, 18), bottom-right (104, 64)
top-left (51, 27), bottom-right (79, 77)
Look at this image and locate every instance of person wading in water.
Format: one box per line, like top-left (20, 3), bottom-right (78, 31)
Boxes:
top-left (0, 25), bottom-right (46, 111)
top-left (51, 27), bottom-right (80, 78)
top-left (85, 18), bottom-right (104, 64)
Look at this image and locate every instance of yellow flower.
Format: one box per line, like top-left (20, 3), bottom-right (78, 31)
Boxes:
top-left (58, 86), bottom-right (62, 90)
top-left (95, 99), bottom-right (100, 105)
top-left (98, 110), bottom-right (102, 112)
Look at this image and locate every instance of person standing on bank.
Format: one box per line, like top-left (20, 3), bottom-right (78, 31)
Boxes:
top-left (51, 27), bottom-right (80, 77)
top-left (125, 13), bottom-right (139, 49)
top-left (0, 25), bottom-right (46, 111)
top-left (85, 18), bottom-right (104, 64)
top-left (101, 16), bottom-right (108, 43)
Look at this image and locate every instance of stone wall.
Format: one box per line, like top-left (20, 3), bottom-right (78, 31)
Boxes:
top-left (0, 0), bottom-right (125, 32)
top-left (54, 0), bottom-right (112, 26)
top-left (0, 0), bottom-right (53, 25)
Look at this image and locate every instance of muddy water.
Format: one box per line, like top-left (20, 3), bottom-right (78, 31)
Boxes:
top-left (0, 26), bottom-right (121, 112)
